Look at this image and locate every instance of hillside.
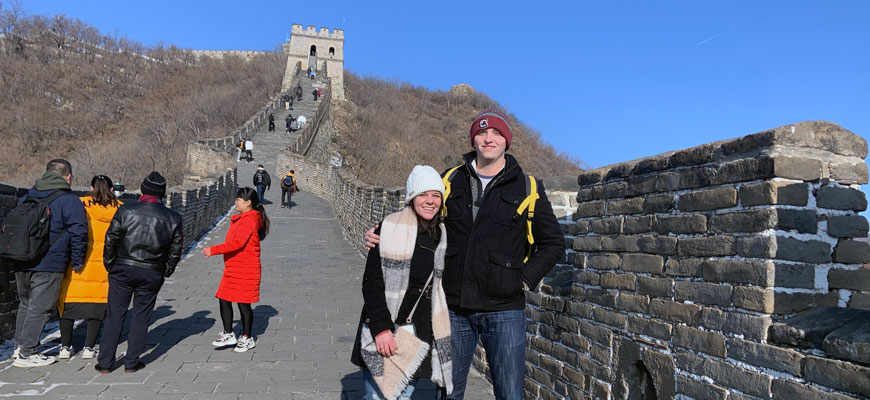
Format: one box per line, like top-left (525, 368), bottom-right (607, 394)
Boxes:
top-left (0, 8), bottom-right (285, 186)
top-left (333, 72), bottom-right (583, 187)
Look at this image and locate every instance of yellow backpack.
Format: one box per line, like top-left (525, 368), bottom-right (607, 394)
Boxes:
top-left (440, 165), bottom-right (540, 261)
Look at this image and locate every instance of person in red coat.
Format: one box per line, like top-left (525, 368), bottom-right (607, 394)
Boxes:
top-left (202, 187), bottom-right (270, 353)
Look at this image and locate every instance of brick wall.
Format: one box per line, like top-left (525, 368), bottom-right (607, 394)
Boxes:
top-left (522, 121), bottom-right (870, 399)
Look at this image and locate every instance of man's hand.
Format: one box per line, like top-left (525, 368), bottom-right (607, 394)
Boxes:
top-left (374, 330), bottom-right (397, 357)
top-left (364, 224), bottom-right (380, 249)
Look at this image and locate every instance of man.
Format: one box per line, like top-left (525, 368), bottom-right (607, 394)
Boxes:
top-left (295, 84), bottom-right (303, 102)
top-left (366, 109), bottom-right (565, 399)
top-left (312, 88), bottom-right (319, 101)
top-left (280, 170), bottom-right (296, 209)
top-left (96, 171), bottom-right (182, 373)
top-left (10, 159), bottom-right (87, 368)
top-left (244, 139), bottom-right (254, 163)
top-left (285, 113), bottom-right (295, 133)
top-left (268, 113), bottom-right (275, 132)
top-left (253, 165), bottom-right (271, 203)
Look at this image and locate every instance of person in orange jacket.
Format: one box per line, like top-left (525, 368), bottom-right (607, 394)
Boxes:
top-left (202, 187), bottom-right (270, 353)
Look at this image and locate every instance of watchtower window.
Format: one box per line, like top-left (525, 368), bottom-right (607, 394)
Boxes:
top-left (329, 47), bottom-right (335, 56)
top-left (310, 45), bottom-right (317, 56)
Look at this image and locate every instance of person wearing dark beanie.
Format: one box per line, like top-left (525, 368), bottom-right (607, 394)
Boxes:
top-left (140, 171), bottom-right (167, 198)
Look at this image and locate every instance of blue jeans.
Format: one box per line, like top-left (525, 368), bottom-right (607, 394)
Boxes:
top-left (362, 368), bottom-right (419, 400)
top-left (448, 309), bottom-right (525, 400)
top-left (256, 184), bottom-right (266, 203)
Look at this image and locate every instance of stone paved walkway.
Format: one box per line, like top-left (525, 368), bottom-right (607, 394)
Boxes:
top-left (0, 87), bottom-right (494, 399)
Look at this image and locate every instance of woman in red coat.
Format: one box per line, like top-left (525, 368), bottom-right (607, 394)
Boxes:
top-left (202, 187), bottom-right (270, 352)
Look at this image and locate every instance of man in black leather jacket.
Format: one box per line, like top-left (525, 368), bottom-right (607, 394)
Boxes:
top-left (96, 171), bottom-right (183, 374)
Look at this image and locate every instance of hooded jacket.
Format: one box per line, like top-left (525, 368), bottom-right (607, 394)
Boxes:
top-left (17, 171), bottom-right (88, 273)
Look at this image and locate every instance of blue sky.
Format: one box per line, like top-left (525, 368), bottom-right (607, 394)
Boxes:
top-left (15, 0), bottom-right (870, 170)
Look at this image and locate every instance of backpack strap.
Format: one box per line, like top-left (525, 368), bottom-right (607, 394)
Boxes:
top-left (516, 174), bottom-right (539, 262)
top-left (439, 165), bottom-right (463, 218)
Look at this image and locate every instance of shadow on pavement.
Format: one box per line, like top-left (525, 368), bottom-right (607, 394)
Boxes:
top-left (141, 309), bottom-right (213, 364)
top-left (252, 304), bottom-right (279, 337)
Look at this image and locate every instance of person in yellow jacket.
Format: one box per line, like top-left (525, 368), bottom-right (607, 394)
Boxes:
top-left (56, 175), bottom-right (121, 360)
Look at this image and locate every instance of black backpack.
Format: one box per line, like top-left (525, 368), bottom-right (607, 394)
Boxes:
top-left (0, 191), bottom-right (69, 262)
top-left (254, 170), bottom-right (265, 185)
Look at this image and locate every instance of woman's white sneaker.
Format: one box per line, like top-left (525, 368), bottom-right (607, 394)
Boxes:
top-left (81, 347), bottom-right (97, 359)
top-left (13, 353), bottom-right (57, 368)
top-left (58, 346), bottom-right (72, 359)
top-left (233, 335), bottom-right (255, 353)
top-left (211, 331), bottom-right (237, 347)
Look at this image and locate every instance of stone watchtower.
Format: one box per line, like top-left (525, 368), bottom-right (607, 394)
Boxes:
top-left (283, 24), bottom-right (344, 100)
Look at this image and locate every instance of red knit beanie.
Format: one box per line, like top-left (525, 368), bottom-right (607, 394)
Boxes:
top-left (470, 109), bottom-right (513, 150)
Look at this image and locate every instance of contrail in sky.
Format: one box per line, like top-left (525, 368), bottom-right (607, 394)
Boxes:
top-left (696, 32), bottom-right (724, 47)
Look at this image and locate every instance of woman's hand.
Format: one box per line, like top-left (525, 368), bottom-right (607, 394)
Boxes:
top-left (202, 248), bottom-right (212, 257)
top-left (364, 224), bottom-right (380, 249)
top-left (374, 330), bottom-right (397, 357)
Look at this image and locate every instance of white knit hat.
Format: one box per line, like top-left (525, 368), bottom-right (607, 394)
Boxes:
top-left (405, 165), bottom-right (445, 205)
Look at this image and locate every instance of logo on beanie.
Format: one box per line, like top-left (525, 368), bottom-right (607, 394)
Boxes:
top-left (479, 118), bottom-right (488, 129)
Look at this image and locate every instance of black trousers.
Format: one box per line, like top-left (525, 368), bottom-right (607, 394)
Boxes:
top-left (268, 121), bottom-right (275, 131)
top-left (98, 265), bottom-right (163, 369)
top-left (282, 188), bottom-right (292, 207)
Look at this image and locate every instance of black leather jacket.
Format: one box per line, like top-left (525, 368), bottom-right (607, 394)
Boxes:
top-left (104, 201), bottom-right (183, 277)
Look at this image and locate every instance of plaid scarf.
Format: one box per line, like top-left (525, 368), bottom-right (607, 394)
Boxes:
top-left (360, 206), bottom-right (453, 398)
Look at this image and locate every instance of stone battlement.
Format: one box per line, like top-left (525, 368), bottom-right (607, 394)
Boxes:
top-left (291, 24), bottom-right (344, 39)
top-left (187, 50), bottom-right (270, 61)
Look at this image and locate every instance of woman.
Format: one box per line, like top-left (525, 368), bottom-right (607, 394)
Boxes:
top-left (351, 165), bottom-right (453, 399)
top-left (57, 175), bottom-right (121, 359)
top-left (202, 187), bottom-right (269, 353)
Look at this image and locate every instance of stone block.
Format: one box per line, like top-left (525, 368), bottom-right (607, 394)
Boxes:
top-left (571, 220), bottom-right (590, 235)
top-left (727, 338), bottom-right (803, 376)
top-left (723, 312), bottom-right (771, 341)
top-left (586, 253), bottom-right (619, 270)
top-left (577, 188), bottom-right (593, 202)
top-left (674, 281), bottom-right (732, 307)
top-left (637, 234), bottom-right (677, 255)
top-left (649, 299), bottom-right (701, 325)
top-left (573, 270), bottom-right (601, 286)
top-left (616, 293), bottom-right (649, 313)
top-left (627, 315), bottom-right (672, 340)
top-left (701, 259), bottom-right (774, 286)
top-left (589, 217), bottom-right (623, 234)
top-left (773, 156), bottom-right (824, 181)
top-left (850, 292), bottom-right (870, 310)
top-left (700, 307), bottom-right (726, 330)
top-left (736, 235), bottom-right (777, 258)
top-left (600, 273), bottom-right (635, 290)
top-left (703, 357), bottom-right (772, 398)
top-left (623, 216), bottom-right (653, 234)
top-left (733, 286), bottom-right (775, 313)
top-left (678, 187), bottom-right (738, 211)
top-left (566, 300), bottom-right (594, 319)
top-left (816, 186), bottom-right (868, 211)
top-left (676, 375), bottom-right (726, 400)
top-left (653, 214), bottom-right (707, 234)
top-left (673, 325), bottom-right (726, 357)
top-left (773, 291), bottom-right (841, 315)
top-left (774, 263), bottom-right (814, 289)
top-left (713, 157), bottom-right (776, 185)
top-left (828, 266), bottom-right (870, 291)
top-left (621, 253), bottom-right (664, 274)
top-left (771, 379), bottom-right (855, 400)
top-left (530, 336), bottom-right (554, 354)
top-left (678, 236), bottom-right (735, 256)
top-left (665, 257), bottom-right (702, 277)
top-left (739, 181), bottom-right (809, 206)
top-left (573, 236), bottom-right (602, 252)
top-left (643, 194), bottom-right (675, 213)
top-left (830, 160), bottom-right (870, 184)
top-left (776, 209), bottom-right (818, 234)
top-left (561, 366), bottom-right (587, 389)
top-left (556, 315), bottom-right (580, 332)
top-left (676, 351), bottom-right (705, 375)
top-left (656, 171), bottom-right (681, 192)
top-left (540, 355), bottom-right (563, 377)
top-left (576, 201), bottom-right (606, 218)
top-left (827, 215), bottom-right (869, 238)
top-left (708, 209), bottom-right (776, 233)
top-left (601, 235), bottom-right (640, 252)
top-left (578, 321), bottom-right (613, 347)
top-left (607, 197), bottom-right (643, 215)
top-left (585, 289), bottom-right (617, 308)
top-left (636, 276), bottom-right (674, 298)
top-left (832, 239), bottom-right (870, 264)
top-left (561, 332), bottom-right (591, 353)
top-left (775, 236), bottom-right (831, 263)
top-left (589, 378), bottom-right (611, 399)
top-left (823, 320), bottom-right (870, 365)
top-left (593, 181), bottom-right (627, 200)
top-left (589, 344), bottom-right (610, 364)
top-left (626, 174), bottom-right (657, 197)
top-left (768, 306), bottom-right (869, 348)
top-left (804, 356), bottom-right (870, 397)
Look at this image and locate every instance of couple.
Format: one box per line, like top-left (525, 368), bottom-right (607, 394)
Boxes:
top-left (352, 109), bottom-right (566, 399)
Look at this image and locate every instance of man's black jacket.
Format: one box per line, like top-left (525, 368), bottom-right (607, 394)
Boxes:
top-left (442, 152), bottom-right (565, 311)
top-left (253, 169), bottom-right (271, 189)
top-left (104, 201), bottom-right (183, 277)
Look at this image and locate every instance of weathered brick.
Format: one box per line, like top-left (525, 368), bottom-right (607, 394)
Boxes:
top-left (773, 156), bottom-right (824, 181)
top-left (637, 234), bottom-right (677, 255)
top-left (674, 281), bottom-right (732, 307)
top-left (678, 187), bottom-right (737, 211)
top-left (739, 180), bottom-right (809, 206)
top-left (816, 186), bottom-right (868, 211)
top-left (601, 235), bottom-right (640, 252)
top-left (828, 266), bottom-right (870, 291)
top-left (585, 289), bottom-right (617, 308)
top-left (636, 276), bottom-right (674, 298)
top-left (589, 378), bottom-right (610, 399)
top-left (573, 236), bottom-right (602, 252)
top-left (593, 181), bottom-right (627, 200)
top-left (627, 315), bottom-right (672, 340)
top-left (701, 259), bottom-right (774, 286)
top-left (830, 160), bottom-right (870, 185)
top-left (727, 338), bottom-right (804, 376)
top-left (607, 197), bottom-right (643, 215)
top-left (572, 220), bottom-right (590, 235)
top-left (704, 357), bottom-right (772, 398)
top-left (643, 194), bottom-right (675, 213)
top-left (735, 235), bottom-right (777, 258)
top-left (775, 262), bottom-right (815, 289)
top-left (656, 171), bottom-right (681, 192)
top-left (665, 257), bottom-right (702, 277)
top-left (623, 215), bottom-right (653, 234)
top-left (775, 236), bottom-right (832, 263)
top-left (776, 208), bottom-right (818, 234)
top-left (653, 214), bottom-right (707, 234)
top-left (827, 215), bottom-right (870, 238)
top-left (616, 293), bottom-right (649, 313)
top-left (772, 379), bottom-right (855, 400)
top-left (676, 375), bottom-right (726, 400)
top-left (589, 217), bottom-right (623, 234)
top-left (586, 253), bottom-right (619, 270)
top-left (626, 174), bottom-right (657, 197)
top-left (773, 291), bottom-right (840, 314)
top-left (723, 312), bottom-right (771, 341)
top-left (561, 366), bottom-right (587, 390)
top-left (832, 239), bottom-right (870, 264)
top-left (566, 300), bottom-right (594, 319)
top-left (673, 325), bottom-right (726, 357)
top-left (573, 270), bottom-right (600, 286)
top-left (592, 307), bottom-right (627, 329)
top-left (678, 236), bottom-right (735, 256)
top-left (709, 209), bottom-right (777, 233)
top-left (804, 356), bottom-right (870, 397)
top-left (700, 307), bottom-right (725, 331)
top-left (528, 364), bottom-right (554, 387)
top-left (576, 200), bottom-right (606, 218)
top-left (578, 321), bottom-right (613, 346)
top-left (589, 344), bottom-right (610, 365)
top-left (540, 355), bottom-right (563, 377)
top-left (848, 292), bottom-right (870, 310)
top-left (530, 336), bottom-right (554, 354)
top-left (556, 315), bottom-right (580, 332)
top-left (600, 273), bottom-right (635, 290)
top-left (576, 188), bottom-right (593, 202)
top-left (733, 286), bottom-right (775, 313)
top-left (649, 299), bottom-right (701, 325)
top-left (675, 351), bottom-right (705, 375)
top-left (561, 332), bottom-right (591, 353)
top-left (621, 253), bottom-right (664, 274)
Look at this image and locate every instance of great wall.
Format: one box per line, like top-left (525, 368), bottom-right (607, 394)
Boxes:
top-left (1, 24), bottom-right (868, 399)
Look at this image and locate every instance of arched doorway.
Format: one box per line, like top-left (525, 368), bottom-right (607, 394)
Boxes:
top-left (308, 45), bottom-right (317, 70)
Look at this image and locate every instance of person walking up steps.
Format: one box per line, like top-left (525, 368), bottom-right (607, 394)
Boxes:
top-left (280, 170), bottom-right (296, 209)
top-left (57, 175), bottom-right (122, 360)
top-left (253, 165), bottom-right (271, 204)
top-left (268, 113), bottom-right (275, 132)
top-left (202, 187), bottom-right (270, 353)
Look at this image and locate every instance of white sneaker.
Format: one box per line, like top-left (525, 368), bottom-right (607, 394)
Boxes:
top-left (13, 353), bottom-right (57, 368)
top-left (58, 346), bottom-right (72, 359)
top-left (81, 347), bottom-right (97, 359)
top-left (211, 331), bottom-right (237, 347)
top-left (233, 335), bottom-right (255, 353)
top-left (12, 346), bottom-right (19, 359)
